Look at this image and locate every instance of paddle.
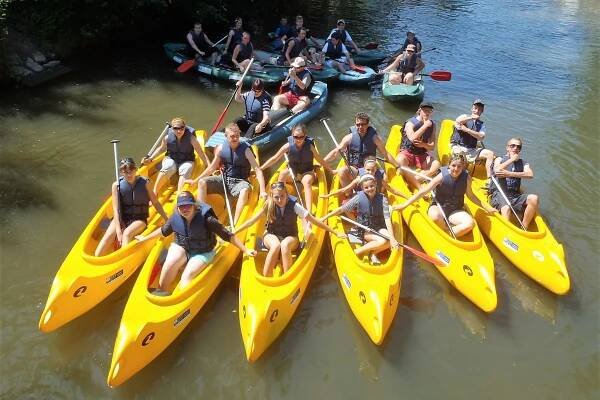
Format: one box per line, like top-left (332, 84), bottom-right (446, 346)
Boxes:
top-left (110, 139), bottom-right (120, 181)
top-left (326, 57), bottom-right (367, 73)
top-left (369, 69), bottom-right (451, 88)
top-left (283, 153), bottom-right (306, 209)
top-left (321, 118), bottom-right (357, 179)
top-left (340, 216), bottom-right (444, 266)
top-left (363, 42), bottom-right (378, 50)
top-left (177, 34), bottom-right (228, 73)
top-left (220, 169), bottom-right (236, 229)
top-left (210, 57), bottom-right (255, 135)
top-left (399, 166), bottom-right (457, 239)
top-left (144, 122), bottom-right (170, 160)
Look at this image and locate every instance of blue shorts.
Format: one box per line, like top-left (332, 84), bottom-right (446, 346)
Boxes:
top-left (188, 250), bottom-right (216, 264)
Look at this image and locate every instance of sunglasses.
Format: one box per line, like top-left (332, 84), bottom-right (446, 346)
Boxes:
top-left (509, 143), bottom-right (522, 149)
top-left (271, 182), bottom-right (285, 189)
top-left (173, 126), bottom-right (185, 131)
top-left (407, 50), bottom-right (415, 53)
top-left (292, 135), bottom-right (306, 140)
top-left (177, 204), bottom-right (194, 209)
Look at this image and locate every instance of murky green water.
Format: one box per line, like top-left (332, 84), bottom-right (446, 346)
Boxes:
top-left (1, 0), bottom-right (599, 398)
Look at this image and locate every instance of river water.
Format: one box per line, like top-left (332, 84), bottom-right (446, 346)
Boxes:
top-left (1, 0), bottom-right (599, 398)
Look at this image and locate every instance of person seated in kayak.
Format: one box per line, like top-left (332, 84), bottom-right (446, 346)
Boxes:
top-left (322, 174), bottom-right (400, 263)
top-left (271, 57), bottom-right (313, 115)
top-left (234, 182), bottom-right (344, 276)
top-left (400, 31), bottom-right (422, 54)
top-left (271, 16), bottom-right (292, 51)
top-left (490, 138), bottom-right (539, 230)
top-left (277, 27), bottom-right (310, 66)
top-left (95, 158), bottom-right (169, 257)
top-left (260, 124), bottom-right (334, 213)
top-left (141, 117), bottom-right (209, 194)
top-left (234, 78), bottom-right (272, 138)
top-left (231, 32), bottom-right (262, 72)
top-left (135, 191), bottom-right (256, 295)
top-left (396, 101), bottom-right (442, 190)
top-left (192, 123), bottom-right (267, 225)
top-left (379, 44), bottom-right (425, 85)
top-left (451, 99), bottom-right (495, 178)
top-left (186, 22), bottom-right (220, 65)
top-left (322, 156), bottom-right (404, 199)
top-left (393, 153), bottom-right (496, 238)
top-left (326, 19), bottom-right (360, 54)
top-left (223, 16), bottom-right (244, 55)
top-left (320, 31), bottom-right (356, 73)
top-left (323, 112), bottom-right (399, 192)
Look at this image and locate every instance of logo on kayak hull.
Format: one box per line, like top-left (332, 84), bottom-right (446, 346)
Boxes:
top-left (342, 274), bottom-right (351, 289)
top-left (435, 250), bottom-right (450, 265)
top-left (106, 269), bottom-right (123, 284)
top-left (173, 309), bottom-right (190, 327)
top-left (503, 238), bottom-right (519, 252)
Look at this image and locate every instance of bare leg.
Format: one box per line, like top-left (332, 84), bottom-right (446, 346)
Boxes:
top-left (263, 234), bottom-right (281, 276)
top-left (522, 194), bottom-right (539, 230)
top-left (234, 188), bottom-right (249, 225)
top-left (271, 94), bottom-right (289, 111)
top-left (388, 72), bottom-right (403, 84)
top-left (428, 206), bottom-right (450, 232)
top-left (355, 232), bottom-right (389, 257)
top-left (425, 159), bottom-right (441, 177)
top-left (280, 236), bottom-right (299, 273)
top-left (121, 220), bottom-right (146, 247)
top-left (159, 243), bottom-right (187, 291)
top-left (197, 178), bottom-right (208, 203)
top-left (448, 210), bottom-right (475, 238)
top-left (95, 219), bottom-right (117, 256)
top-left (153, 172), bottom-right (168, 194)
top-left (397, 153), bottom-right (420, 191)
top-left (291, 97), bottom-right (310, 114)
top-left (478, 149), bottom-right (495, 178)
top-left (301, 173), bottom-right (314, 213)
top-left (180, 257), bottom-right (209, 288)
top-left (403, 72), bottom-right (415, 85)
top-left (339, 166), bottom-right (358, 194)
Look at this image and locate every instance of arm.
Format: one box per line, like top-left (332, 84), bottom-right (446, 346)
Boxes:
top-left (141, 137), bottom-right (167, 165)
top-left (393, 174), bottom-right (441, 211)
top-left (234, 81), bottom-right (244, 103)
top-left (374, 134), bottom-right (399, 168)
top-left (232, 205), bottom-right (267, 234)
top-left (186, 33), bottom-right (204, 55)
top-left (382, 179), bottom-right (406, 199)
top-left (341, 44), bottom-right (355, 67)
top-left (190, 145), bottom-right (221, 183)
top-left (415, 58), bottom-right (425, 74)
top-left (285, 40), bottom-right (295, 65)
top-left (455, 115), bottom-right (486, 140)
top-left (255, 97), bottom-right (271, 134)
top-left (321, 195), bottom-right (358, 221)
top-left (146, 180), bottom-right (168, 221)
top-left (204, 33), bottom-right (215, 47)
top-left (321, 176), bottom-right (359, 198)
top-left (231, 234), bottom-right (257, 257)
top-left (311, 144), bottom-right (334, 174)
top-left (231, 45), bottom-right (242, 70)
top-left (246, 147), bottom-right (267, 197)
top-left (111, 182), bottom-right (123, 242)
top-left (413, 124), bottom-right (436, 151)
top-left (206, 214), bottom-right (257, 256)
top-left (466, 176), bottom-right (496, 213)
top-left (305, 212), bottom-right (346, 238)
top-left (135, 226), bottom-right (163, 243)
top-left (323, 134), bottom-right (351, 162)
top-left (260, 143), bottom-right (288, 170)
top-left (223, 29), bottom-right (234, 53)
top-left (191, 136), bottom-right (209, 167)
top-left (380, 53), bottom-right (402, 73)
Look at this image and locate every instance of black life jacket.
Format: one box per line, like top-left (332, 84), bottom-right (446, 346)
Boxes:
top-left (401, 116), bottom-right (434, 155)
top-left (220, 141), bottom-right (251, 180)
top-left (228, 28), bottom-right (243, 53)
top-left (358, 167), bottom-right (384, 193)
top-left (334, 29), bottom-right (349, 44)
top-left (289, 68), bottom-right (313, 96)
top-left (348, 126), bottom-right (377, 167)
top-left (166, 128), bottom-right (195, 165)
top-left (450, 118), bottom-right (484, 149)
top-left (243, 91), bottom-right (271, 123)
top-left (118, 176), bottom-right (150, 222)
top-left (434, 167), bottom-right (468, 213)
top-left (283, 37), bottom-right (307, 59)
top-left (397, 54), bottom-right (418, 73)
top-left (401, 37), bottom-right (422, 52)
top-left (266, 195), bottom-right (299, 237)
top-left (236, 42), bottom-right (253, 62)
top-left (170, 204), bottom-right (217, 254)
top-left (287, 135), bottom-right (314, 174)
top-left (494, 155), bottom-right (524, 194)
top-left (324, 39), bottom-right (344, 60)
top-left (189, 30), bottom-right (209, 52)
top-left (357, 191), bottom-right (386, 231)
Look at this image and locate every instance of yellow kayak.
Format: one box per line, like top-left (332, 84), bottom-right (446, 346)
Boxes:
top-left (239, 159), bottom-right (327, 361)
top-left (437, 119), bottom-right (569, 294)
top-left (326, 159), bottom-right (403, 344)
top-left (106, 147), bottom-right (259, 387)
top-left (386, 125), bottom-right (497, 312)
top-left (38, 131), bottom-right (208, 333)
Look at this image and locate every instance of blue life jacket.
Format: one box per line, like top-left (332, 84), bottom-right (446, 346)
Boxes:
top-left (243, 91), bottom-right (271, 123)
top-left (287, 136), bottom-right (314, 174)
top-left (170, 203), bottom-right (217, 254)
top-left (494, 155), bottom-right (524, 194)
top-left (450, 118), bottom-right (484, 149)
top-left (236, 42), bottom-right (253, 62)
top-left (324, 39), bottom-right (344, 59)
top-left (118, 176), bottom-right (150, 222)
top-left (401, 116), bottom-right (434, 155)
top-left (221, 141), bottom-right (251, 180)
top-left (434, 167), bottom-right (468, 213)
top-left (348, 126), bottom-right (377, 167)
top-left (274, 24), bottom-right (291, 38)
top-left (358, 167), bottom-right (384, 193)
top-left (357, 191), bottom-right (386, 230)
top-left (397, 54), bottom-right (418, 73)
top-left (266, 195), bottom-right (299, 237)
top-left (289, 68), bottom-right (313, 96)
top-left (228, 28), bottom-right (243, 53)
top-left (166, 128), bottom-right (196, 165)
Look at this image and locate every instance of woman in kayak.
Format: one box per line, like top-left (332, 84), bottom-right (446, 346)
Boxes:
top-left (234, 182), bottom-right (345, 276)
top-left (95, 158), bottom-right (168, 256)
top-left (322, 174), bottom-right (400, 263)
top-left (379, 44), bottom-right (425, 85)
top-left (136, 191), bottom-right (256, 295)
top-left (393, 153), bottom-right (496, 238)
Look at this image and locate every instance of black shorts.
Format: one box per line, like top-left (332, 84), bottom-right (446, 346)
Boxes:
top-left (490, 190), bottom-right (528, 213)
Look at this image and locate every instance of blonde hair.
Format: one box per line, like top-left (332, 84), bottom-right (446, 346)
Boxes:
top-left (359, 174), bottom-right (376, 188)
top-left (363, 156), bottom-right (378, 168)
top-left (225, 122), bottom-right (241, 136)
top-left (292, 123), bottom-right (307, 136)
top-left (266, 183), bottom-right (287, 225)
top-left (170, 117), bottom-right (185, 127)
top-left (450, 152), bottom-right (466, 165)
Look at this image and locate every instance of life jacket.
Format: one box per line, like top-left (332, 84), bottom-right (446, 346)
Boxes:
top-left (402, 37), bottom-right (421, 51)
top-left (287, 135), bottom-right (314, 174)
top-left (266, 195), bottom-right (299, 237)
top-left (450, 118), bottom-right (484, 149)
top-left (235, 42), bottom-right (253, 62)
top-left (494, 155), bottom-right (524, 194)
top-left (401, 116), bottom-right (434, 155)
top-left (118, 176), bottom-right (150, 222)
top-left (434, 167), bottom-right (468, 213)
top-left (274, 24), bottom-right (291, 38)
top-left (283, 37), bottom-right (307, 59)
top-left (357, 191), bottom-right (386, 231)
top-left (220, 141), bottom-right (251, 180)
top-left (347, 126), bottom-right (377, 167)
top-left (289, 68), bottom-right (313, 96)
top-left (189, 30), bottom-right (209, 52)
top-left (334, 29), bottom-right (349, 44)
top-left (166, 128), bottom-right (195, 165)
top-left (244, 91), bottom-right (271, 123)
top-left (170, 204), bottom-right (217, 254)
top-left (324, 39), bottom-right (344, 60)
top-left (397, 53), bottom-right (418, 73)
top-left (228, 28), bottom-right (243, 53)
top-left (358, 167), bottom-right (384, 193)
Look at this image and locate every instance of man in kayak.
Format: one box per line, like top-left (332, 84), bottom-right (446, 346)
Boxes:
top-left (135, 191), bottom-right (256, 295)
top-left (323, 112), bottom-right (399, 192)
top-left (277, 27), bottom-right (310, 66)
top-left (192, 123), bottom-right (267, 225)
top-left (396, 101), bottom-right (441, 190)
top-left (141, 117), bottom-right (209, 193)
top-left (186, 22), bottom-right (220, 65)
top-left (400, 31), bottom-right (422, 54)
top-left (95, 158), bottom-right (168, 256)
top-left (234, 78), bottom-right (272, 138)
top-left (394, 153), bottom-right (496, 238)
top-left (271, 57), bottom-right (313, 115)
top-left (270, 16), bottom-right (292, 51)
top-left (223, 17), bottom-right (244, 56)
top-left (379, 44), bottom-right (425, 85)
top-left (326, 19), bottom-right (360, 54)
top-left (231, 31), bottom-right (262, 72)
top-left (320, 31), bottom-right (356, 73)
top-left (451, 99), bottom-right (495, 178)
top-left (490, 138), bottom-right (539, 230)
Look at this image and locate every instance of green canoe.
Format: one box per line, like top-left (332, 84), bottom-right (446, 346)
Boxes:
top-left (381, 73), bottom-right (425, 102)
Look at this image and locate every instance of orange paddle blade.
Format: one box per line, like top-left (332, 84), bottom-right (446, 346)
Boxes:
top-left (177, 59), bottom-right (196, 73)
